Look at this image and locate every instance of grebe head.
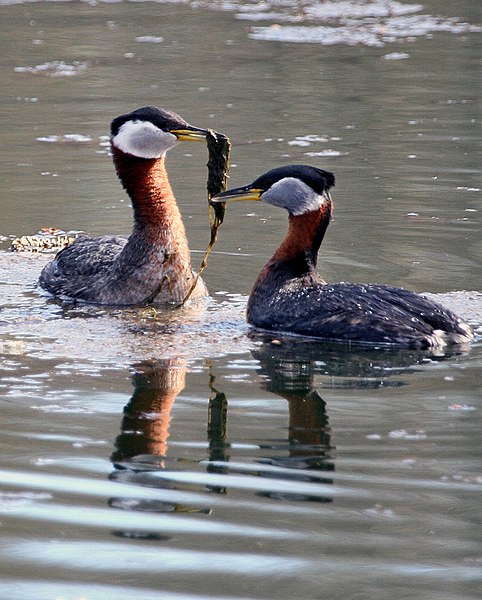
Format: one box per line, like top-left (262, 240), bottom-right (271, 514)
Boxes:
top-left (111, 106), bottom-right (208, 159)
top-left (211, 164), bottom-right (335, 216)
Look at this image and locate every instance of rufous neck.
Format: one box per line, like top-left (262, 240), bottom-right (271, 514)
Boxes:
top-left (272, 203), bottom-right (332, 269)
top-left (112, 147), bottom-right (185, 231)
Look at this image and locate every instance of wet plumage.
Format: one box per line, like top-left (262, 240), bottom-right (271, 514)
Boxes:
top-left (39, 106), bottom-right (208, 305)
top-left (212, 165), bottom-right (473, 349)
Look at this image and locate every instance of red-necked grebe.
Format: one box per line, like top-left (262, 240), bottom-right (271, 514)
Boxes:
top-left (39, 106), bottom-right (209, 305)
top-left (211, 165), bottom-right (473, 349)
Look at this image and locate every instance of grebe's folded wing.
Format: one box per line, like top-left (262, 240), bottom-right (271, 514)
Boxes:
top-left (269, 283), bottom-right (471, 346)
top-left (47, 235), bottom-right (127, 277)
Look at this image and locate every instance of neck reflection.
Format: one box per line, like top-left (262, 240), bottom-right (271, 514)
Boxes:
top-left (112, 358), bottom-right (186, 468)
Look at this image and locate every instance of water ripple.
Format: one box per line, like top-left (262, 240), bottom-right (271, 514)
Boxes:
top-left (0, 580), bottom-right (263, 600)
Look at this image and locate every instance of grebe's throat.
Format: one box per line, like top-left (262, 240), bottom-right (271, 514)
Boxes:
top-left (273, 196), bottom-right (332, 268)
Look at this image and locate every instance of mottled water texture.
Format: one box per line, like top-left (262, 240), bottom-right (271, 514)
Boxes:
top-left (240, 0), bottom-right (481, 47)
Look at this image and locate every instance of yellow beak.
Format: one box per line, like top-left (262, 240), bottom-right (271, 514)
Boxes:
top-left (210, 187), bottom-right (264, 203)
top-left (170, 127), bottom-right (208, 142)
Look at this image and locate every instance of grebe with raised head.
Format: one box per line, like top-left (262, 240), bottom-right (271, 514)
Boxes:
top-left (211, 165), bottom-right (473, 349)
top-left (39, 106), bottom-right (210, 306)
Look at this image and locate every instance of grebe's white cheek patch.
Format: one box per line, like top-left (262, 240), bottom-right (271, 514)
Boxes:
top-left (112, 120), bottom-right (178, 159)
top-left (262, 178), bottom-right (325, 216)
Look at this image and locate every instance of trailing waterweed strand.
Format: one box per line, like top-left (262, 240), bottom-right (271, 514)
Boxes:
top-left (182, 129), bottom-right (231, 305)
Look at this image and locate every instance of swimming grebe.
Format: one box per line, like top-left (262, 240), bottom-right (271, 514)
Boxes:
top-left (212, 165), bottom-right (473, 349)
top-left (39, 106), bottom-right (209, 305)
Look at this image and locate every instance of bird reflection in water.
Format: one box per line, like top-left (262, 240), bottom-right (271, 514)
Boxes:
top-left (109, 338), bottom-right (458, 526)
top-left (109, 353), bottom-right (338, 511)
top-left (112, 358), bottom-right (185, 468)
top-left (110, 358), bottom-right (211, 518)
top-left (250, 341), bottom-right (334, 503)
top-left (251, 332), bottom-right (463, 387)
top-left (246, 334), bottom-right (463, 503)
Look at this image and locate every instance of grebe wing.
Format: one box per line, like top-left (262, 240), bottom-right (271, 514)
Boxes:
top-left (38, 235), bottom-right (128, 299)
top-left (47, 235), bottom-right (127, 277)
top-left (272, 283), bottom-right (468, 345)
top-left (349, 283), bottom-right (466, 333)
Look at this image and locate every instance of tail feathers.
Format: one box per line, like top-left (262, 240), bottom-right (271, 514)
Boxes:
top-left (425, 322), bottom-right (473, 350)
